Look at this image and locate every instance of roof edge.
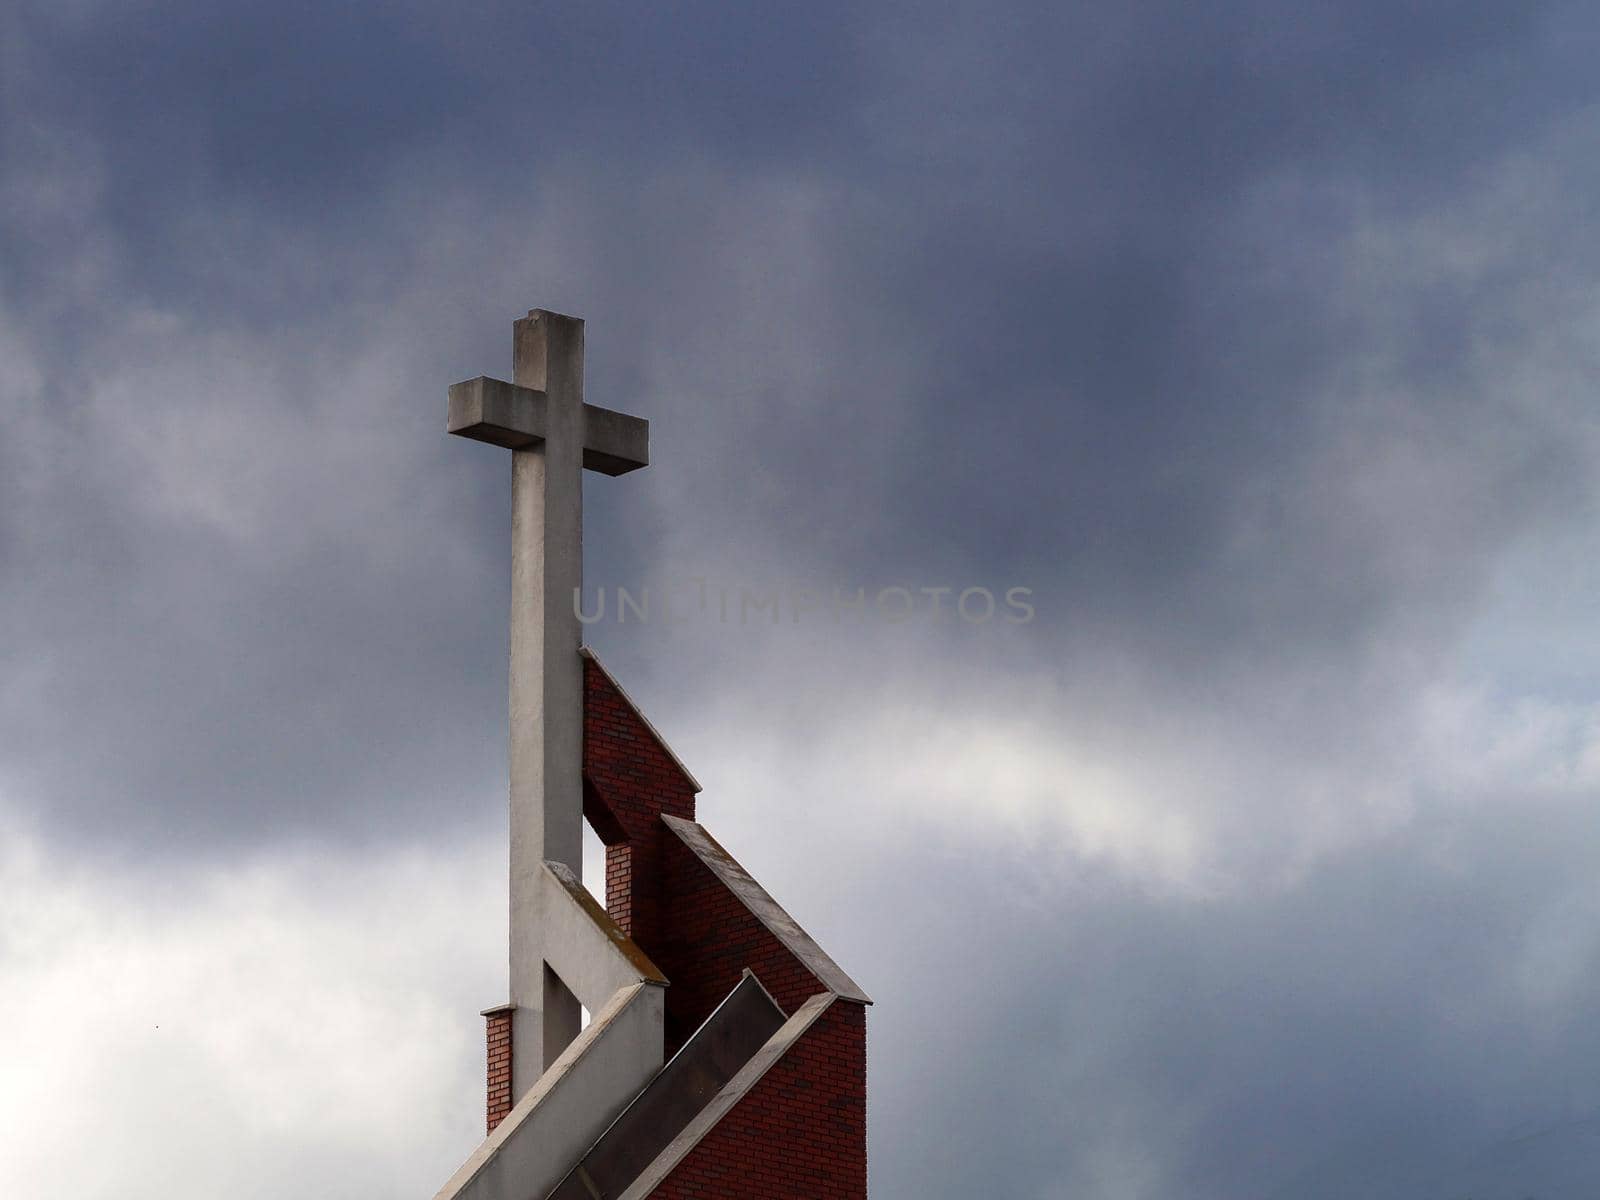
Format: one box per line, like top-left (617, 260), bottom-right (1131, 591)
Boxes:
top-left (661, 815), bottom-right (872, 1005)
top-left (580, 646), bottom-right (703, 793)
top-left (613, 991), bottom-right (839, 1200)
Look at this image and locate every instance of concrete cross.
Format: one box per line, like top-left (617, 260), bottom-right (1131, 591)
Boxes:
top-left (448, 309), bottom-right (649, 1097)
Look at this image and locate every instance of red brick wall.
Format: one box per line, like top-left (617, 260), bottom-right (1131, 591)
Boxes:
top-left (647, 1002), bottom-right (869, 1199)
top-left (483, 1006), bottom-right (514, 1134)
top-left (579, 653), bottom-right (868, 1198)
top-left (654, 831), bottom-right (833, 1050)
top-left (582, 656), bottom-right (697, 955)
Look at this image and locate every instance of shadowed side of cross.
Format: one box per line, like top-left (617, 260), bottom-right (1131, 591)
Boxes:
top-left (448, 309), bottom-right (651, 1102)
top-left (447, 376), bottom-right (649, 472)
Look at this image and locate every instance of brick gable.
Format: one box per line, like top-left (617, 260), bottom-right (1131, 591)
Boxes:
top-left (477, 648), bottom-right (870, 1196)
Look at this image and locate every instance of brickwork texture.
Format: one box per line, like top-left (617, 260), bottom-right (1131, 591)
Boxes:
top-left (479, 654), bottom-right (868, 1195)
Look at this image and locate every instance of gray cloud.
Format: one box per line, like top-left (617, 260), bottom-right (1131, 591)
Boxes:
top-left (6, 2), bottom-right (1600, 1196)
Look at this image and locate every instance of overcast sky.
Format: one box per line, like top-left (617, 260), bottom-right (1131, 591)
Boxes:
top-left (6, 3), bottom-right (1600, 1197)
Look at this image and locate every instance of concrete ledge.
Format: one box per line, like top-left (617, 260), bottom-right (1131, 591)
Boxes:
top-left (614, 992), bottom-right (839, 1200)
top-left (540, 860), bottom-right (668, 1010)
top-left (433, 982), bottom-right (664, 1200)
top-left (662, 815), bottom-right (872, 1004)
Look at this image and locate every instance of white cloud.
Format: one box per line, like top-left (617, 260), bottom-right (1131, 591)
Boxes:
top-left (0, 815), bottom-right (502, 1200)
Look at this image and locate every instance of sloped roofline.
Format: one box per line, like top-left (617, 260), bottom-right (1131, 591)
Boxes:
top-left (614, 991), bottom-right (841, 1200)
top-left (580, 646), bottom-right (703, 793)
top-left (662, 814), bottom-right (873, 1005)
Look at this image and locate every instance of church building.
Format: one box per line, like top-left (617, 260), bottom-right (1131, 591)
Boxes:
top-left (430, 310), bottom-right (871, 1200)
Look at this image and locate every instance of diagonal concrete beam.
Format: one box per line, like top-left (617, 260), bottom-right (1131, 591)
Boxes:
top-left (432, 983), bottom-right (665, 1200)
top-left (539, 861), bottom-right (667, 1013)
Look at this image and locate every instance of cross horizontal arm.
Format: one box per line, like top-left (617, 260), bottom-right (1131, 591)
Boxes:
top-left (447, 376), bottom-right (649, 475)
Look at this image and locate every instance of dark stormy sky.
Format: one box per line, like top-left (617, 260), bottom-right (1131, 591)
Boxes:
top-left (7, 3), bottom-right (1600, 1197)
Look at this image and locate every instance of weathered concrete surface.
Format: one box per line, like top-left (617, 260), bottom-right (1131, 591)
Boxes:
top-left (447, 377), bottom-right (649, 472)
top-left (540, 860), bottom-right (668, 1005)
top-left (431, 982), bottom-right (665, 1200)
top-left (509, 310), bottom-right (586, 1095)
top-left (448, 309), bottom-right (651, 1100)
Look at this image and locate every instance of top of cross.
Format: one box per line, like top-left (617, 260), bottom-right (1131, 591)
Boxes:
top-left (447, 309), bottom-right (648, 474)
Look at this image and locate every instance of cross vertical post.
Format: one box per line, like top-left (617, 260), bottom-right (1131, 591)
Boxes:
top-left (511, 311), bottom-right (584, 1086)
top-left (448, 308), bottom-right (650, 1101)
